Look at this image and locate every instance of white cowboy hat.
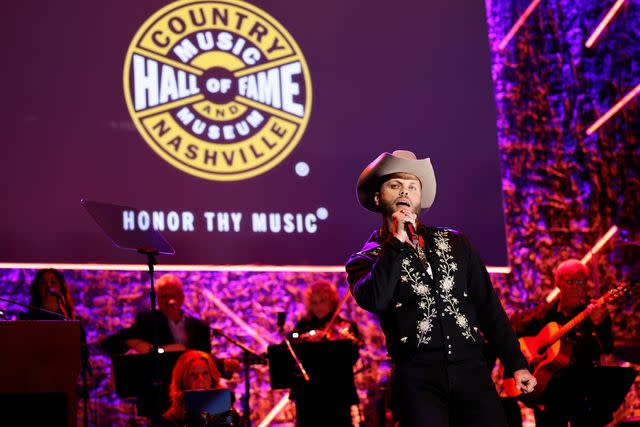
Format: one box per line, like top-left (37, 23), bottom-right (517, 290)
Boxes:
top-left (357, 150), bottom-right (436, 213)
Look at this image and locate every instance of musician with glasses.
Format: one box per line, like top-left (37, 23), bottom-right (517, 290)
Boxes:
top-left (511, 259), bottom-right (614, 426)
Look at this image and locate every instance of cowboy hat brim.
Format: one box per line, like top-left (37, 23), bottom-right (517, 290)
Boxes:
top-left (357, 151), bottom-right (436, 213)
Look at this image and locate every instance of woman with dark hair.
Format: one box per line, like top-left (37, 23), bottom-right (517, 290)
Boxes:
top-left (162, 350), bottom-right (235, 427)
top-left (20, 268), bottom-right (76, 320)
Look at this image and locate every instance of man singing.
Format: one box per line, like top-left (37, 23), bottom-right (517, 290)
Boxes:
top-left (345, 150), bottom-right (535, 427)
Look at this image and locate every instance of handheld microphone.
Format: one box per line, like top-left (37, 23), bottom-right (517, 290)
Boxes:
top-left (49, 288), bottom-right (70, 319)
top-left (49, 288), bottom-right (62, 298)
top-left (405, 222), bottom-right (419, 244)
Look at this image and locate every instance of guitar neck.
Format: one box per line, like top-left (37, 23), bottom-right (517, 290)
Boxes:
top-left (539, 279), bottom-right (632, 350)
top-left (547, 308), bottom-right (591, 345)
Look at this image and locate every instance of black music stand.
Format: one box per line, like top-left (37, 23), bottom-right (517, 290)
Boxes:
top-left (82, 199), bottom-right (175, 426)
top-left (267, 339), bottom-right (358, 391)
top-left (112, 351), bottom-right (185, 417)
top-left (529, 366), bottom-right (638, 425)
top-left (268, 340), bottom-right (359, 426)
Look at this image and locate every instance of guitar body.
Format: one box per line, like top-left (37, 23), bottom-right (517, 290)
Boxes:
top-left (504, 322), bottom-right (574, 403)
top-left (503, 279), bottom-right (635, 404)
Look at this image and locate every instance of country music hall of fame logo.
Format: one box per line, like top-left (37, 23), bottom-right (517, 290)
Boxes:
top-left (123, 0), bottom-right (312, 181)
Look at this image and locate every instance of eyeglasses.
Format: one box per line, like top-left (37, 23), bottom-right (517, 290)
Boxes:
top-left (561, 279), bottom-right (586, 286)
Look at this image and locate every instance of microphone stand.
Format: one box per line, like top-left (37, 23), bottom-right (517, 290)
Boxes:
top-left (0, 296), bottom-right (67, 319)
top-left (276, 314), bottom-right (310, 383)
top-left (56, 293), bottom-right (92, 427)
top-left (211, 328), bottom-right (267, 427)
top-left (279, 327), bottom-right (310, 383)
top-left (137, 247), bottom-right (162, 427)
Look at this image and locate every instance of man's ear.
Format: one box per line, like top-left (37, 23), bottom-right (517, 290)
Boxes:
top-left (374, 192), bottom-right (380, 206)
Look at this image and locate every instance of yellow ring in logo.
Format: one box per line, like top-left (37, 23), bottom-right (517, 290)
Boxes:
top-left (123, 0), bottom-right (312, 181)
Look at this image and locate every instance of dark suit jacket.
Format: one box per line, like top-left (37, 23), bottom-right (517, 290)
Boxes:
top-left (101, 310), bottom-right (211, 354)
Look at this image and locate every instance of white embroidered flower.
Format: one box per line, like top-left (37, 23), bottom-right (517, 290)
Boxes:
top-left (418, 319), bottom-right (432, 333)
top-left (400, 337), bottom-right (408, 343)
top-left (400, 275), bottom-right (409, 283)
top-left (451, 262), bottom-right (458, 272)
top-left (436, 239), bottom-right (451, 252)
top-left (456, 314), bottom-right (468, 328)
top-left (419, 301), bottom-right (427, 309)
top-left (402, 258), bottom-right (411, 267)
top-left (415, 284), bottom-right (429, 296)
top-left (440, 276), bottom-right (454, 292)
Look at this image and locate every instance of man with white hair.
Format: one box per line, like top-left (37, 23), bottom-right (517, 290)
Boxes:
top-left (100, 273), bottom-right (212, 355)
top-left (346, 150), bottom-right (535, 427)
top-left (512, 259), bottom-right (613, 426)
top-left (124, 273), bottom-right (212, 354)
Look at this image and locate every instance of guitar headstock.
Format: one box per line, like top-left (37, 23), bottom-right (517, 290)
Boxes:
top-left (603, 278), bottom-right (638, 303)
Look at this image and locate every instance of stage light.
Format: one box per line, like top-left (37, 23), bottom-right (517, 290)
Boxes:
top-left (581, 225), bottom-right (619, 264)
top-left (256, 392), bottom-right (291, 427)
top-left (498, 0), bottom-right (541, 51)
top-left (585, 0), bottom-right (626, 48)
top-left (587, 83), bottom-right (640, 135)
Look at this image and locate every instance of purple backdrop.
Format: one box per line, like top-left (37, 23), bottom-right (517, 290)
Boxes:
top-left (1, 0), bottom-right (508, 267)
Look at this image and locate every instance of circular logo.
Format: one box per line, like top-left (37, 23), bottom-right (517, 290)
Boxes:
top-left (123, 0), bottom-right (312, 181)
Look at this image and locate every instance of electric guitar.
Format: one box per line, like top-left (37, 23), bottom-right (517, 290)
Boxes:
top-left (503, 279), bottom-right (635, 402)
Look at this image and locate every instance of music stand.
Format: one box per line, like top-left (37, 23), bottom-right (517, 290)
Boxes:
top-left (578, 367), bottom-right (638, 421)
top-left (111, 351), bottom-right (185, 416)
top-left (82, 198), bottom-right (175, 425)
top-left (528, 366), bottom-right (638, 424)
top-left (185, 389), bottom-right (233, 427)
top-left (267, 340), bottom-right (357, 392)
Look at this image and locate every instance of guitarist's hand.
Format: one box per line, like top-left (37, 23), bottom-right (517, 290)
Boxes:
top-left (588, 300), bottom-right (608, 326)
top-left (513, 369), bottom-right (537, 394)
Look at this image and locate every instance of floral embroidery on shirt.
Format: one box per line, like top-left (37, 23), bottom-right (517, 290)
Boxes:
top-left (433, 230), bottom-right (475, 341)
top-left (400, 257), bottom-right (437, 345)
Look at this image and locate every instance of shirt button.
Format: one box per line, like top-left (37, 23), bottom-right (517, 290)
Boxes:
top-left (446, 336), bottom-right (450, 339)
top-left (448, 344), bottom-right (452, 348)
top-left (448, 351), bottom-right (452, 355)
